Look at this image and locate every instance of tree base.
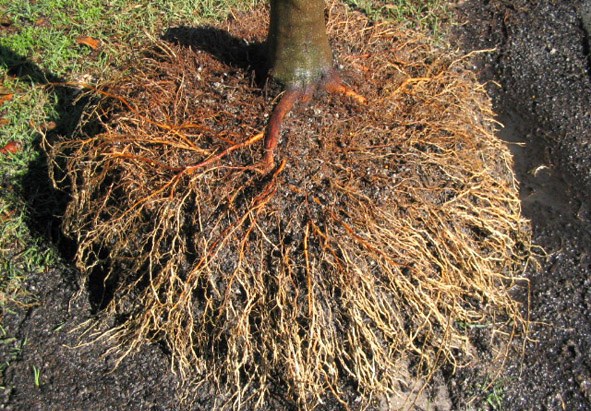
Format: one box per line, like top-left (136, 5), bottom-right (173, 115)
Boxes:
top-left (261, 70), bottom-right (366, 172)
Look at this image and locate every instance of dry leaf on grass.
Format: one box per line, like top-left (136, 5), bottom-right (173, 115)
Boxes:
top-left (0, 140), bottom-right (21, 155)
top-left (76, 36), bottom-right (101, 50)
top-left (0, 93), bottom-right (13, 105)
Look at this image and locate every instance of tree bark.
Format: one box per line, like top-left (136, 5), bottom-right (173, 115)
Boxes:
top-left (266, 0), bottom-right (334, 88)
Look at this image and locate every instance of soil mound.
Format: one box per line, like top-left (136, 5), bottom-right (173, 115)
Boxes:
top-left (47, 3), bottom-right (531, 409)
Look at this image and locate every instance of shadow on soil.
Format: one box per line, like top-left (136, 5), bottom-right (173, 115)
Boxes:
top-left (163, 25), bottom-right (266, 79)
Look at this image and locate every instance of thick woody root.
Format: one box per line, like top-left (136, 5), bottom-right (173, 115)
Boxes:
top-left (263, 70), bottom-right (366, 171)
top-left (262, 88), bottom-right (301, 171)
top-left (47, 3), bottom-right (532, 410)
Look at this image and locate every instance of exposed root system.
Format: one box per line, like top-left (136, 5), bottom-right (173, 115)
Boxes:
top-left (47, 3), bottom-right (532, 409)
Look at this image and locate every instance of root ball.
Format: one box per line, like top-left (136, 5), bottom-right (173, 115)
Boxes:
top-left (48, 3), bottom-right (531, 409)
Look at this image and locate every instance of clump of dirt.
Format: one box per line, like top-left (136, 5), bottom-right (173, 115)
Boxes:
top-left (46, 3), bottom-right (531, 409)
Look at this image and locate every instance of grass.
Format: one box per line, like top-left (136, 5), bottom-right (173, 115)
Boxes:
top-left (0, 81), bottom-right (58, 310)
top-left (485, 383), bottom-right (504, 410)
top-left (32, 365), bottom-right (41, 388)
top-left (344, 0), bottom-right (449, 35)
top-left (477, 378), bottom-right (507, 410)
top-left (0, 328), bottom-right (26, 390)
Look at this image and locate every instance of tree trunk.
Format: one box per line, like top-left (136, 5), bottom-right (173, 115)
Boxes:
top-left (267, 0), bottom-right (334, 89)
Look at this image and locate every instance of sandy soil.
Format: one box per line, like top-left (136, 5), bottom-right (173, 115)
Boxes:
top-left (1, 1), bottom-right (590, 410)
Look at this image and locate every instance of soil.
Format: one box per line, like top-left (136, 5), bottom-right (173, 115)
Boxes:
top-left (452, 0), bottom-right (591, 409)
top-left (1, 1), bottom-right (590, 410)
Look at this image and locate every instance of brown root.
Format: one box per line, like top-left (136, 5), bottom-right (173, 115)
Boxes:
top-left (262, 88), bottom-right (302, 172)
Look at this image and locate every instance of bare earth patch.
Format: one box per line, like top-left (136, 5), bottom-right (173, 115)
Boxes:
top-left (453, 0), bottom-right (591, 408)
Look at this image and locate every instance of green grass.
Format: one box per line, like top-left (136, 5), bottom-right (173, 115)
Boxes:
top-left (0, 328), bottom-right (26, 389)
top-left (1, 81), bottom-right (58, 310)
top-left (0, 0), bottom-right (262, 78)
top-left (344, 0), bottom-right (450, 35)
top-left (32, 365), bottom-right (41, 388)
top-left (480, 379), bottom-right (507, 410)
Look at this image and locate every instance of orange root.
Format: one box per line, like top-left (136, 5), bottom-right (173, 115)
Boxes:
top-left (261, 72), bottom-right (366, 172)
top-left (262, 89), bottom-right (303, 172)
top-left (324, 72), bottom-right (368, 105)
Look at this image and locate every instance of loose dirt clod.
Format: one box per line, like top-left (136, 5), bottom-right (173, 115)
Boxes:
top-left (47, 3), bottom-right (531, 409)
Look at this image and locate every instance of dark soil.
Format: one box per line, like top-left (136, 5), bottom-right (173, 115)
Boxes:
top-left (0, 267), bottom-right (180, 410)
top-left (1, 1), bottom-right (590, 410)
top-left (452, 0), bottom-right (591, 409)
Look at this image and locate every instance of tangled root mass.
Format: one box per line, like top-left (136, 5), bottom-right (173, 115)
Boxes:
top-left (48, 3), bottom-right (531, 409)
